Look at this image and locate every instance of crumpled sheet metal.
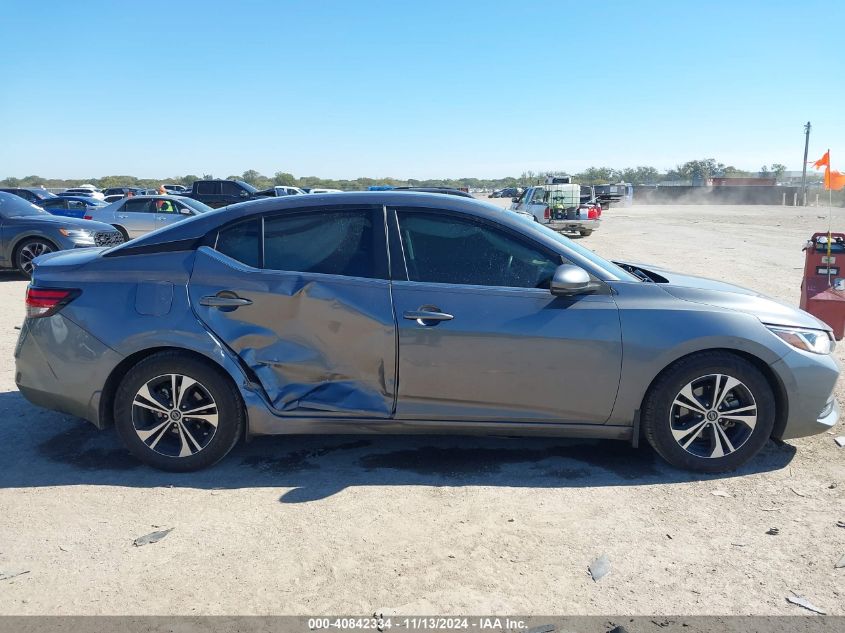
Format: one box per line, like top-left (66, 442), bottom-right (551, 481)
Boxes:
top-left (196, 265), bottom-right (396, 417)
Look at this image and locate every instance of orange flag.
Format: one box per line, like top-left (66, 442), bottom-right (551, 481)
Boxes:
top-left (813, 151), bottom-right (830, 169)
top-left (826, 169), bottom-right (845, 191)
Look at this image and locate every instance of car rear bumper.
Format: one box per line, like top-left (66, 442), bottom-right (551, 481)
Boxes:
top-left (544, 218), bottom-right (601, 233)
top-left (771, 349), bottom-right (840, 439)
top-left (14, 314), bottom-right (122, 429)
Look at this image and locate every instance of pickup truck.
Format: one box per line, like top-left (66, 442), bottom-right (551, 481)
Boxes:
top-left (509, 185), bottom-right (601, 236)
top-left (183, 179), bottom-right (260, 208)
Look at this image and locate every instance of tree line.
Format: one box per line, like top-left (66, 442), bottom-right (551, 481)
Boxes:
top-left (0, 159), bottom-right (794, 191)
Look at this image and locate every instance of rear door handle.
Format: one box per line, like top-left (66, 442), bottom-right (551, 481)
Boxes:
top-left (199, 295), bottom-right (253, 308)
top-left (403, 307), bottom-right (454, 324)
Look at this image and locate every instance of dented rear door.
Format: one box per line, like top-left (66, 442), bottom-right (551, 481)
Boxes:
top-left (187, 207), bottom-right (396, 418)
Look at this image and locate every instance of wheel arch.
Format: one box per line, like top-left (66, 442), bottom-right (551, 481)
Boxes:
top-left (638, 347), bottom-right (788, 441)
top-left (98, 345), bottom-right (250, 435)
top-left (11, 233), bottom-right (60, 265)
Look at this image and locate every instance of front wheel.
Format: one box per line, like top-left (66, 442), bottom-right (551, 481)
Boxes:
top-left (114, 351), bottom-right (244, 471)
top-left (15, 238), bottom-right (55, 276)
top-left (642, 351), bottom-right (775, 473)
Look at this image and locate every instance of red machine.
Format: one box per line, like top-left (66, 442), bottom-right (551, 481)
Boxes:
top-left (800, 232), bottom-right (845, 340)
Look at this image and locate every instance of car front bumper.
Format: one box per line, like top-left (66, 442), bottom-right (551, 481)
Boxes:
top-left (771, 348), bottom-right (841, 439)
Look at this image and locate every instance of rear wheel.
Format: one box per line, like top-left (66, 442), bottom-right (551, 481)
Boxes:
top-left (15, 238), bottom-right (55, 276)
top-left (114, 351), bottom-right (244, 471)
top-left (579, 229), bottom-right (593, 237)
top-left (642, 351), bottom-right (775, 472)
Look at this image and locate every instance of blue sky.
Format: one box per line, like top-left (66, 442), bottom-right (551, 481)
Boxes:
top-left (1, 0), bottom-right (843, 179)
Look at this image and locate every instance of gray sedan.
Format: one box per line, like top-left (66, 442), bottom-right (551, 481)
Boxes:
top-left (84, 195), bottom-right (213, 240)
top-left (0, 192), bottom-right (123, 276)
top-left (14, 192), bottom-right (840, 472)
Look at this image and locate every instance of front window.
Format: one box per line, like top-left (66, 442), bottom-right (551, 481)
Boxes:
top-left (396, 210), bottom-right (559, 289)
top-left (221, 181), bottom-right (246, 196)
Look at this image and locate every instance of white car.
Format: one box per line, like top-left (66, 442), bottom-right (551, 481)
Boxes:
top-left (308, 188), bottom-right (343, 194)
top-left (62, 187), bottom-right (106, 201)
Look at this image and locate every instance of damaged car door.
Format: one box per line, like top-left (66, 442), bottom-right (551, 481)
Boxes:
top-left (188, 207), bottom-right (396, 417)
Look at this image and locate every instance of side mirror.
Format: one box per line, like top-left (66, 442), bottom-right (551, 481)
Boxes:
top-left (511, 197), bottom-right (520, 202)
top-left (239, 190), bottom-right (249, 198)
top-left (550, 264), bottom-right (598, 296)
top-left (180, 208), bottom-right (192, 215)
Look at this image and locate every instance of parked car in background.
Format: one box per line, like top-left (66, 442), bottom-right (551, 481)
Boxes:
top-left (40, 195), bottom-right (109, 219)
top-left (0, 187), bottom-right (58, 204)
top-left (490, 187), bottom-right (520, 199)
top-left (254, 186), bottom-right (307, 197)
top-left (14, 191), bottom-right (839, 473)
top-left (0, 192), bottom-right (123, 276)
top-left (161, 184), bottom-right (188, 195)
top-left (183, 179), bottom-right (260, 208)
top-left (102, 187), bottom-right (146, 198)
top-left (60, 187), bottom-right (106, 201)
top-left (308, 188), bottom-right (343, 194)
top-left (392, 187), bottom-right (474, 198)
top-left (84, 195), bottom-right (213, 240)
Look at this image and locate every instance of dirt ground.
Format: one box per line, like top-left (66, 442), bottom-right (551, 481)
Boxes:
top-left (0, 202), bottom-right (843, 616)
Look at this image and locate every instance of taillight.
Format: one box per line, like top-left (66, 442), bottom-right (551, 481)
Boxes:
top-left (25, 287), bottom-right (80, 319)
top-left (543, 206), bottom-right (551, 220)
top-left (83, 215), bottom-right (93, 220)
top-left (588, 207), bottom-right (598, 219)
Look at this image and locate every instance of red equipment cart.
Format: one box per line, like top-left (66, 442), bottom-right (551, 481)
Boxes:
top-left (800, 232), bottom-right (845, 340)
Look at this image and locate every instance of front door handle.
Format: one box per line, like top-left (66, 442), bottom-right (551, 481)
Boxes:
top-left (403, 306), bottom-right (454, 325)
top-left (116, 214), bottom-right (129, 219)
top-left (199, 294), bottom-right (253, 308)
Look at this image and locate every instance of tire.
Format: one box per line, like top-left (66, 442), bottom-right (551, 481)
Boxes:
top-left (579, 229), bottom-right (593, 237)
top-left (642, 351), bottom-right (775, 473)
top-left (114, 351), bottom-right (244, 472)
top-left (15, 238), bottom-right (56, 277)
top-left (112, 225), bottom-right (130, 241)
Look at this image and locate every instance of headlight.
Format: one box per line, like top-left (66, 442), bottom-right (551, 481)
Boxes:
top-left (58, 228), bottom-right (96, 244)
top-left (767, 325), bottom-right (835, 354)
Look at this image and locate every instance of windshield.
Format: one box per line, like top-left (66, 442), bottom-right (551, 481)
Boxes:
top-left (236, 180), bottom-right (259, 194)
top-left (508, 211), bottom-right (639, 281)
top-left (0, 193), bottom-right (48, 218)
top-left (179, 197), bottom-right (213, 213)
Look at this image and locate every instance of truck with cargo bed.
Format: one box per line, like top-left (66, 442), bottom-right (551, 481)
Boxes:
top-left (509, 181), bottom-right (602, 236)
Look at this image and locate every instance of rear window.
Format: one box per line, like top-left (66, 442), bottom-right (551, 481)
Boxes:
top-left (196, 181), bottom-right (219, 195)
top-left (214, 210), bottom-right (382, 278)
top-left (215, 219), bottom-right (261, 268)
top-left (263, 210), bottom-right (377, 278)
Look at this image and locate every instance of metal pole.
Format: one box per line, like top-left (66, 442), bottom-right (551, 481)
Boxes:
top-left (801, 121), bottom-right (811, 205)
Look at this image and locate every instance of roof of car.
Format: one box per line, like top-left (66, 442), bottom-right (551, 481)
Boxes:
top-left (50, 195), bottom-right (104, 203)
top-left (110, 191), bottom-right (515, 253)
